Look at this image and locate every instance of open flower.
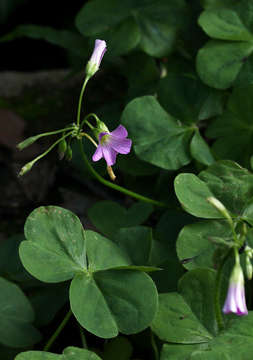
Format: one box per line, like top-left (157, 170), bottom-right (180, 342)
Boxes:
top-left (92, 125), bottom-right (132, 166)
top-left (86, 39), bottom-right (107, 78)
top-left (223, 262), bottom-right (248, 316)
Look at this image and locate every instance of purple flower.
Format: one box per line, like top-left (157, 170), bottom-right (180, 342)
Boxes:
top-left (223, 263), bottom-right (248, 316)
top-left (86, 39), bottom-right (107, 77)
top-left (92, 125), bottom-right (132, 166)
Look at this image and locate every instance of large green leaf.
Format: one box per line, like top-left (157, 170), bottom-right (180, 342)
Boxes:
top-left (0, 277), bottom-right (40, 348)
top-left (88, 201), bottom-right (153, 238)
top-left (70, 270), bottom-right (158, 338)
top-left (206, 85), bottom-right (253, 167)
top-left (75, 0), bottom-right (187, 57)
top-left (121, 96), bottom-right (194, 170)
top-left (190, 130), bottom-right (215, 166)
top-left (15, 346), bottom-right (102, 360)
top-left (19, 206), bottom-right (87, 282)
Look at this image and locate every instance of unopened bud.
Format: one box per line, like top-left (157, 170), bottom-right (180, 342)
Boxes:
top-left (85, 39), bottom-right (107, 78)
top-left (246, 256), bottom-right (253, 280)
top-left (58, 139), bottom-right (67, 160)
top-left (18, 160), bottom-right (35, 176)
top-left (207, 196), bottom-right (233, 225)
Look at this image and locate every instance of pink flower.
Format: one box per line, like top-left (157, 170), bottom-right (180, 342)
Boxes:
top-left (223, 263), bottom-right (248, 316)
top-left (86, 39), bottom-right (107, 77)
top-left (92, 125), bottom-right (132, 166)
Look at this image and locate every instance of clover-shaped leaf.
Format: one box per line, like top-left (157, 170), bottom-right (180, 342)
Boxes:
top-left (19, 206), bottom-right (158, 339)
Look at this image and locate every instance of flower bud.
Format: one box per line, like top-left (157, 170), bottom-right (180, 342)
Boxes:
top-left (246, 256), bottom-right (253, 280)
top-left (18, 160), bottom-right (35, 176)
top-left (58, 139), bottom-right (67, 160)
top-left (223, 261), bottom-right (248, 316)
top-left (86, 39), bottom-right (107, 78)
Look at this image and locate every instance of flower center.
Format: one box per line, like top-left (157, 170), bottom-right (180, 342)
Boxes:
top-left (100, 134), bottom-right (110, 145)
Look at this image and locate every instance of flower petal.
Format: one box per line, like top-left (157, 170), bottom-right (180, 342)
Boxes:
top-left (110, 125), bottom-right (128, 138)
top-left (102, 145), bottom-right (117, 166)
top-left (92, 145), bottom-right (103, 162)
top-left (110, 137), bottom-right (132, 154)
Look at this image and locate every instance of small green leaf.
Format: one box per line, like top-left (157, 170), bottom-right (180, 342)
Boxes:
top-left (177, 220), bottom-right (231, 270)
top-left (199, 9), bottom-right (253, 41)
top-left (88, 201), bottom-right (153, 238)
top-left (197, 40), bottom-right (253, 89)
top-left (85, 230), bottom-right (131, 271)
top-left (190, 130), bottom-right (215, 166)
top-left (151, 293), bottom-right (212, 344)
top-left (174, 173), bottom-right (222, 218)
top-left (0, 277), bottom-right (40, 348)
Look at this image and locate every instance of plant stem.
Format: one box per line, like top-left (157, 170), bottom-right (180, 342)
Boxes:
top-left (78, 139), bottom-right (167, 208)
top-left (43, 309), bottom-right (72, 352)
top-left (81, 132), bottom-right (98, 147)
top-left (215, 249), bottom-right (231, 332)
top-left (76, 77), bottom-right (89, 127)
top-left (79, 327), bottom-right (88, 349)
top-left (32, 132), bottom-right (73, 165)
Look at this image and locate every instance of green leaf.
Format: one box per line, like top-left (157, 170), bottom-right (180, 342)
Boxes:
top-left (114, 226), bottom-right (166, 266)
top-left (177, 220), bottom-right (231, 270)
top-left (206, 85), bottom-right (253, 167)
top-left (157, 74), bottom-right (211, 124)
top-left (198, 9), bottom-right (253, 41)
top-left (19, 206), bottom-right (86, 282)
top-left (99, 17), bottom-right (141, 57)
top-left (75, 0), bottom-right (132, 36)
top-left (76, 0), bottom-right (187, 57)
top-left (0, 277), bottom-right (40, 348)
top-left (197, 40), bottom-right (253, 89)
top-left (85, 230), bottom-right (131, 271)
top-left (121, 96), bottom-right (193, 170)
top-left (199, 160), bottom-right (253, 217)
top-left (161, 343), bottom-right (202, 360)
top-left (190, 130), bottom-right (215, 166)
top-left (1, 25), bottom-right (88, 57)
top-left (178, 269), bottom-right (224, 336)
top-left (174, 173), bottom-right (222, 218)
top-left (88, 201), bottom-right (153, 238)
top-left (70, 270), bottom-right (158, 338)
top-left (15, 346), bottom-right (102, 359)
top-left (151, 292), bottom-right (212, 344)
